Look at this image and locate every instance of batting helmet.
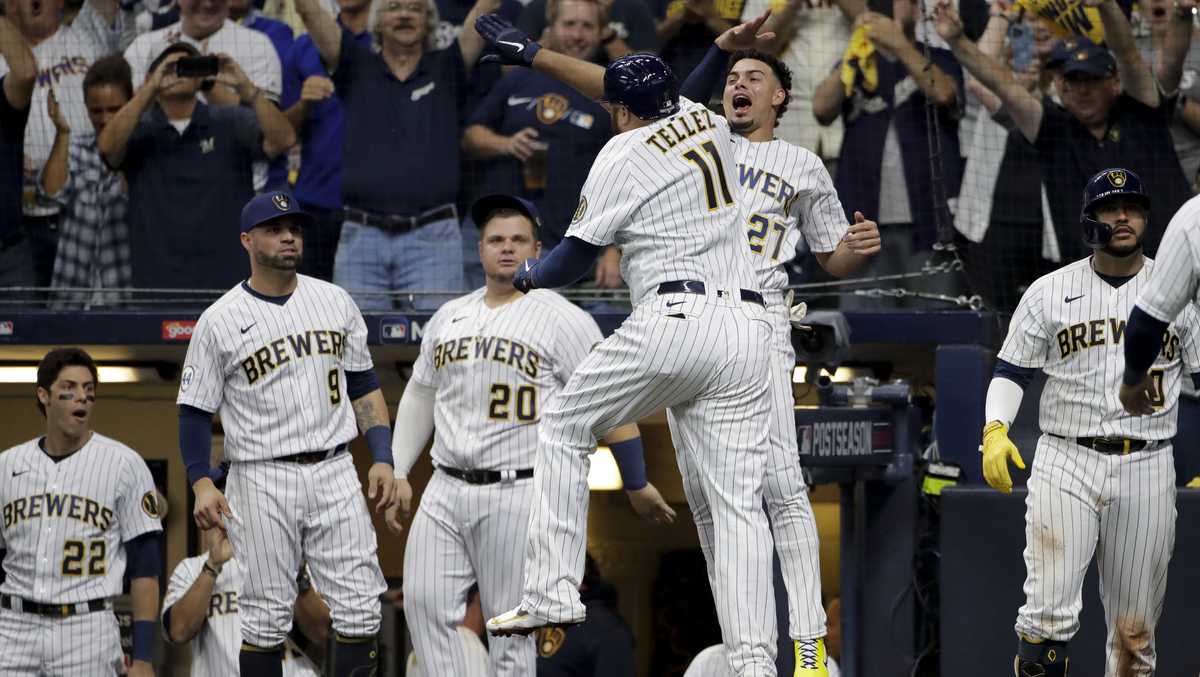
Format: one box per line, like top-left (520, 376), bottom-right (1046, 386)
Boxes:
top-left (601, 53), bottom-right (680, 121)
top-left (1080, 168), bottom-right (1150, 248)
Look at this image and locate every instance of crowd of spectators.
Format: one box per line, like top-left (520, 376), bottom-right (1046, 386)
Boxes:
top-left (1, 0), bottom-right (1199, 312)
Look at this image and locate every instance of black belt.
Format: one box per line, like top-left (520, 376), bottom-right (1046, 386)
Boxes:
top-left (657, 280), bottom-right (764, 306)
top-left (1, 594), bottom-right (110, 618)
top-left (438, 465), bottom-right (534, 485)
top-left (1051, 434), bottom-right (1166, 455)
top-left (341, 204), bottom-right (456, 234)
top-left (276, 443), bottom-right (348, 465)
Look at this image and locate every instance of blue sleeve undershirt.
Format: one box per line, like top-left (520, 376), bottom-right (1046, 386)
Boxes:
top-left (531, 236), bottom-right (603, 289)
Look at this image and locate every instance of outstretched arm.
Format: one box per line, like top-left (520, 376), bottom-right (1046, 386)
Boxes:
top-left (1091, 0), bottom-right (1157, 105)
top-left (475, 13), bottom-right (607, 98)
top-left (1156, 0), bottom-right (1196, 95)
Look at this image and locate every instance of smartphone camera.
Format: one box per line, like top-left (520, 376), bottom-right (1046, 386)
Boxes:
top-left (174, 55), bottom-right (220, 79)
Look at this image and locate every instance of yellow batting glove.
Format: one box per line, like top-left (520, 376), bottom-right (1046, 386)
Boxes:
top-left (981, 421), bottom-right (1025, 493)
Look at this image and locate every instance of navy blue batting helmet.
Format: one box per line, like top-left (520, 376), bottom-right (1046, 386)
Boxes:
top-left (601, 53), bottom-right (680, 121)
top-left (1080, 168), bottom-right (1150, 248)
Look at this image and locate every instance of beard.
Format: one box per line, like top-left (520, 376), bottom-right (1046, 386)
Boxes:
top-left (255, 250), bottom-right (300, 270)
top-left (1102, 237), bottom-right (1142, 258)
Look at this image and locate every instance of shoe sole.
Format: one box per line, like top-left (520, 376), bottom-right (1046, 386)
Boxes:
top-left (488, 619), bottom-right (583, 638)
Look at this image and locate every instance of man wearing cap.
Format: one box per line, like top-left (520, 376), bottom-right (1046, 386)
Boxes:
top-left (98, 42), bottom-right (295, 297)
top-left (933, 0), bottom-right (1194, 262)
top-left (177, 190), bottom-right (398, 677)
top-left (385, 193), bottom-right (675, 677)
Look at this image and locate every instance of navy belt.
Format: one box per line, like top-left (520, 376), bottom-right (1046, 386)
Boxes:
top-left (438, 465), bottom-right (533, 485)
top-left (657, 280), bottom-right (764, 306)
top-left (341, 204), bottom-right (456, 234)
top-left (277, 443), bottom-right (348, 465)
top-left (1051, 434), bottom-right (1166, 455)
top-left (1, 594), bottom-right (110, 618)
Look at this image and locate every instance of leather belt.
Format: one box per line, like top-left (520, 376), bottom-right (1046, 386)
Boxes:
top-left (1051, 434), bottom-right (1167, 455)
top-left (657, 280), bottom-right (764, 306)
top-left (438, 465), bottom-right (534, 485)
top-left (276, 443), bottom-right (348, 465)
top-left (341, 204), bottom-right (456, 234)
top-left (1, 594), bottom-right (111, 618)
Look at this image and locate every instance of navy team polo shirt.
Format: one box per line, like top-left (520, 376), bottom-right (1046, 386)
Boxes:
top-left (334, 29), bottom-right (467, 216)
top-left (115, 102), bottom-right (265, 291)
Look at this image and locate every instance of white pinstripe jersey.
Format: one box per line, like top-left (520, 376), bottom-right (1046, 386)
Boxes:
top-left (410, 289), bottom-right (603, 470)
top-left (177, 276), bottom-right (373, 462)
top-left (162, 556), bottom-right (319, 677)
top-left (1138, 194), bottom-right (1200, 324)
top-left (999, 256), bottom-right (1200, 439)
top-left (0, 434), bottom-right (161, 603)
top-left (731, 137), bottom-right (847, 290)
top-left (566, 97), bottom-right (760, 305)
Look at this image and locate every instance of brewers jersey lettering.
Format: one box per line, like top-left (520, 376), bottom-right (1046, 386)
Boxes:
top-left (403, 288), bottom-right (602, 677)
top-left (0, 433), bottom-right (161, 676)
top-left (998, 256), bottom-right (1200, 672)
top-left (1137, 194), bottom-right (1200, 324)
top-left (727, 137), bottom-right (846, 644)
top-left (161, 556), bottom-right (319, 677)
top-left (732, 137), bottom-right (846, 291)
top-left (179, 274), bottom-right (386, 649)
top-left (521, 96), bottom-right (779, 675)
top-left (999, 257), bottom-right (1200, 439)
top-left (177, 275), bottom-right (372, 460)
top-left (0, 433), bottom-right (162, 603)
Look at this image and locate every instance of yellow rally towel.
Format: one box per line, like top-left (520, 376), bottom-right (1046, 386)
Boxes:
top-left (841, 25), bottom-right (878, 97)
top-left (1016, 0), bottom-right (1106, 44)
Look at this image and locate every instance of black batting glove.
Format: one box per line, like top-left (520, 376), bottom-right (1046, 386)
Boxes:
top-left (475, 14), bottom-right (541, 67)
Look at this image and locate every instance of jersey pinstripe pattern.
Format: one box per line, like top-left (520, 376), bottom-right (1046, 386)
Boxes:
top-left (998, 255), bottom-right (1200, 674)
top-left (567, 97), bottom-right (760, 305)
top-left (162, 556), bottom-right (319, 677)
top-left (404, 289), bottom-right (603, 677)
top-left (1137, 194), bottom-right (1200, 323)
top-left (0, 433), bottom-right (161, 676)
top-left (180, 274), bottom-right (387, 650)
top-left (520, 98), bottom-right (780, 676)
top-left (998, 257), bottom-right (1200, 439)
top-left (732, 137), bottom-right (846, 291)
top-left (177, 275), bottom-right (371, 461)
top-left (730, 136), bottom-right (846, 644)
top-left (410, 289), bottom-right (603, 470)
top-left (0, 433), bottom-right (161, 602)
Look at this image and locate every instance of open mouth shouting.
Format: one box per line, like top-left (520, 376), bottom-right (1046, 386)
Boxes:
top-left (731, 92), bottom-right (753, 115)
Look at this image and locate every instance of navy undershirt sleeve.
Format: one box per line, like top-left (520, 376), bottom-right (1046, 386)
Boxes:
top-left (992, 359), bottom-right (1036, 389)
top-left (680, 44), bottom-right (731, 102)
top-left (1123, 306), bottom-right (1170, 385)
top-left (345, 368), bottom-right (380, 400)
top-left (178, 405), bottom-right (214, 486)
top-left (533, 236), bottom-right (603, 289)
top-left (125, 531), bottom-right (162, 579)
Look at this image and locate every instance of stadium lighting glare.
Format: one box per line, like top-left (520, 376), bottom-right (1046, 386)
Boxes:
top-left (0, 366), bottom-right (157, 384)
top-left (588, 446), bottom-right (624, 491)
top-left (792, 366), bottom-right (858, 383)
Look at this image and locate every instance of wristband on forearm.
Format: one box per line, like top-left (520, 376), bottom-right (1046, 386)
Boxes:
top-left (365, 425), bottom-right (392, 465)
top-left (610, 437), bottom-right (648, 491)
top-left (132, 620), bottom-right (156, 663)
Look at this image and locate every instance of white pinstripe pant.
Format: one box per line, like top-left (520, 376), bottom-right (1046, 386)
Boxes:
top-left (1015, 434), bottom-right (1176, 676)
top-left (226, 452), bottom-right (387, 647)
top-left (403, 471), bottom-right (535, 677)
top-left (521, 292), bottom-right (779, 677)
top-left (0, 607), bottom-right (123, 675)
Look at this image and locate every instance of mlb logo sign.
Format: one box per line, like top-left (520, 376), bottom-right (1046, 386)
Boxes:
top-left (798, 426), bottom-right (812, 455)
top-left (380, 316), bottom-right (411, 344)
top-left (0, 321), bottom-right (12, 336)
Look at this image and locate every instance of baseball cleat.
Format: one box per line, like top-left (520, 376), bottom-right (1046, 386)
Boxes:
top-left (794, 638), bottom-right (828, 676)
top-left (486, 607), bottom-right (580, 637)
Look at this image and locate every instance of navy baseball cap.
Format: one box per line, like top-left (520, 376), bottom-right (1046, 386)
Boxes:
top-left (1048, 36), bottom-right (1116, 78)
top-left (471, 194), bottom-right (543, 234)
top-left (240, 191), bottom-right (314, 233)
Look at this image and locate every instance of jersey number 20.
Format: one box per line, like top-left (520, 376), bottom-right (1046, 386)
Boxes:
top-left (683, 142), bottom-right (735, 211)
top-left (489, 384), bottom-right (537, 422)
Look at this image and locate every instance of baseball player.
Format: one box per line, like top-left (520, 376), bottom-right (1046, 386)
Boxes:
top-left (386, 193), bottom-right (677, 677)
top-left (0, 347), bottom-right (162, 676)
top-left (162, 518), bottom-right (326, 676)
top-left (475, 16), bottom-right (784, 676)
top-left (981, 168), bottom-right (1200, 676)
top-left (677, 40), bottom-right (882, 675)
top-left (176, 190), bottom-right (399, 677)
top-left (1121, 191), bottom-right (1200, 413)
